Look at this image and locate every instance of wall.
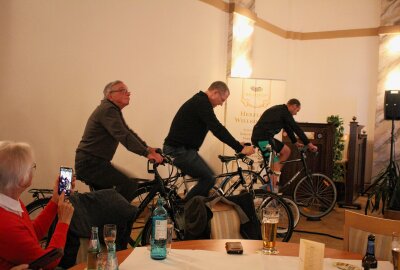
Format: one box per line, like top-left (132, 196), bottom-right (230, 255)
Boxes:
top-left (252, 0), bottom-right (380, 182)
top-left (0, 0), bottom-right (228, 203)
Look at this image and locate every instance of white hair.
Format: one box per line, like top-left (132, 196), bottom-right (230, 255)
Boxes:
top-left (0, 141), bottom-right (34, 193)
top-left (103, 80), bottom-right (123, 97)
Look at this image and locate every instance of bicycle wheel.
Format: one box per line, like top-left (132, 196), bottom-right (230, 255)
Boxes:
top-left (293, 173), bottom-right (337, 218)
top-left (26, 198), bottom-right (53, 248)
top-left (219, 170), bottom-right (265, 196)
top-left (282, 197), bottom-right (300, 228)
top-left (253, 190), bottom-right (294, 242)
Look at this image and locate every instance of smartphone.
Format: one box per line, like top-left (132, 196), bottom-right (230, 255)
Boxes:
top-left (225, 242), bottom-right (243, 254)
top-left (58, 166), bottom-right (73, 196)
top-left (28, 248), bottom-right (63, 270)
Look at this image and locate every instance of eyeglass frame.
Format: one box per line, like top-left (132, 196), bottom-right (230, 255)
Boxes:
top-left (109, 88), bottom-right (130, 95)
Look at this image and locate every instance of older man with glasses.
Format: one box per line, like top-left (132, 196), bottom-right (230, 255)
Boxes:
top-left (75, 80), bottom-right (163, 202)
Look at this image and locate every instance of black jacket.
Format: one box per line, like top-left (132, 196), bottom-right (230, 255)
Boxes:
top-left (165, 91), bottom-right (243, 152)
top-left (251, 104), bottom-right (310, 145)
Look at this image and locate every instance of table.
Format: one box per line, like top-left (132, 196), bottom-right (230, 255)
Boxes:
top-left (69, 239), bottom-right (363, 269)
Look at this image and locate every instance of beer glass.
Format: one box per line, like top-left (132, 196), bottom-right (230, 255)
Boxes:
top-left (261, 207), bottom-right (280, 255)
top-left (393, 232), bottom-right (400, 270)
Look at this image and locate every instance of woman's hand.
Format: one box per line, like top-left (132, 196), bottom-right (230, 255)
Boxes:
top-left (51, 174), bottom-right (76, 203)
top-left (57, 192), bottom-right (74, 225)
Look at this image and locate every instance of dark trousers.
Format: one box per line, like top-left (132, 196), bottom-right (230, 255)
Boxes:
top-left (75, 152), bottom-right (138, 202)
top-left (163, 145), bottom-right (215, 201)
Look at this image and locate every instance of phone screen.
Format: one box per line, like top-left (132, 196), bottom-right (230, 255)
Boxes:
top-left (58, 167), bottom-right (73, 196)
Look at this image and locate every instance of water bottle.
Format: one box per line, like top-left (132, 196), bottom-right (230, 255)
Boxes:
top-left (150, 197), bottom-right (168, 260)
top-left (87, 226), bottom-right (101, 270)
top-left (105, 242), bottom-right (118, 270)
top-left (362, 234), bottom-right (378, 269)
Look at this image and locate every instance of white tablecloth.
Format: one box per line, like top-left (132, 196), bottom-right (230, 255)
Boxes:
top-left (120, 247), bottom-right (393, 270)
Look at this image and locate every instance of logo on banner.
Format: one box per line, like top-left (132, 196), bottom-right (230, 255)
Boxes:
top-left (241, 85), bottom-right (271, 108)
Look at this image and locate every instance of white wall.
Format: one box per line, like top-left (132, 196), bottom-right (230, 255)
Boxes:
top-left (252, 0), bottom-right (380, 181)
top-left (0, 0), bottom-right (382, 203)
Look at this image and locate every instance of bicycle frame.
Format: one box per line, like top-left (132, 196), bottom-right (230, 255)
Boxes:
top-left (255, 148), bottom-right (313, 194)
top-left (131, 160), bottom-right (185, 246)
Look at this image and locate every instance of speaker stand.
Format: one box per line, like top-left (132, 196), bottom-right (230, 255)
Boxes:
top-left (363, 118), bottom-right (399, 210)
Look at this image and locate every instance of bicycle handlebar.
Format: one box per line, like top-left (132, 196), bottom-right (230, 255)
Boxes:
top-left (298, 146), bottom-right (319, 156)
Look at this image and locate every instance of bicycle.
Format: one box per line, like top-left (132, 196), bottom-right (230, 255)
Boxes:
top-left (25, 157), bottom-right (185, 248)
top-left (213, 153), bottom-right (298, 239)
top-left (217, 155), bottom-right (300, 230)
top-left (133, 150), bottom-right (295, 243)
top-left (246, 146), bottom-right (337, 219)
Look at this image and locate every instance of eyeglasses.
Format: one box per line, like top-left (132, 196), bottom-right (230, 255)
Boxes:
top-left (109, 88), bottom-right (129, 95)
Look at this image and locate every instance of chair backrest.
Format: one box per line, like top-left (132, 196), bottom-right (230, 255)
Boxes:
top-left (343, 210), bottom-right (400, 260)
top-left (210, 202), bottom-right (242, 239)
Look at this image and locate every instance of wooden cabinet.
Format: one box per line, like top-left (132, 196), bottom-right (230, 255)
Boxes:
top-left (280, 123), bottom-right (335, 189)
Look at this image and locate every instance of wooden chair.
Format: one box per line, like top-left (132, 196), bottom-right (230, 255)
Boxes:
top-left (210, 202), bottom-right (242, 239)
top-left (343, 210), bottom-right (400, 260)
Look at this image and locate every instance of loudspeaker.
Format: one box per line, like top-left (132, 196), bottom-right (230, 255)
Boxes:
top-left (384, 90), bottom-right (400, 120)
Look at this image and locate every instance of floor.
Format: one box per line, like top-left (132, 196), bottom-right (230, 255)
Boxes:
top-left (131, 195), bottom-right (382, 251)
top-left (289, 195), bottom-right (382, 250)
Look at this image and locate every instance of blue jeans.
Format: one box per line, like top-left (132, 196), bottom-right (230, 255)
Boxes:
top-left (163, 145), bottom-right (215, 201)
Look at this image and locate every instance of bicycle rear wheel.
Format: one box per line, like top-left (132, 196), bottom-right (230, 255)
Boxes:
top-left (26, 198), bottom-right (53, 248)
top-left (293, 173), bottom-right (337, 218)
top-left (219, 170), bottom-right (265, 196)
top-left (253, 190), bottom-right (294, 242)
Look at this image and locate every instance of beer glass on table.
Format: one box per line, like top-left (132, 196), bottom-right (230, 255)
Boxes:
top-left (393, 232), bottom-right (400, 270)
top-left (261, 207), bottom-right (280, 255)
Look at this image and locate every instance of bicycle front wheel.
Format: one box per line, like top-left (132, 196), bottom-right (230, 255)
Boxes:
top-left (219, 170), bottom-right (265, 197)
top-left (293, 173), bottom-right (337, 218)
top-left (282, 197), bottom-right (300, 228)
top-left (253, 190), bottom-right (294, 242)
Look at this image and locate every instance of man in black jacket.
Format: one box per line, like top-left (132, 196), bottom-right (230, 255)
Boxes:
top-left (164, 81), bottom-right (254, 201)
top-left (251, 99), bottom-right (318, 187)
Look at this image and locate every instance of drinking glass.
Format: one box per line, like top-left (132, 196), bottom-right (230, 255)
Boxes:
top-left (167, 219), bottom-right (174, 254)
top-left (261, 207), bottom-right (279, 255)
top-left (393, 232), bottom-right (400, 270)
top-left (103, 224), bottom-right (117, 250)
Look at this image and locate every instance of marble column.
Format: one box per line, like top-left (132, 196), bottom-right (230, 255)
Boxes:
top-left (373, 0), bottom-right (400, 176)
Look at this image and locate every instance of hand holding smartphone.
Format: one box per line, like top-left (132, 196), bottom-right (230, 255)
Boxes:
top-left (58, 166), bottom-right (73, 196)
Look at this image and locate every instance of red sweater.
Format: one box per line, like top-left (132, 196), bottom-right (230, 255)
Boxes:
top-left (0, 200), bottom-right (69, 269)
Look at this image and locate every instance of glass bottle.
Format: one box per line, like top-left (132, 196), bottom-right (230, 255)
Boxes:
top-left (87, 226), bottom-right (101, 270)
top-left (362, 234), bottom-right (378, 269)
top-left (150, 197), bottom-right (168, 260)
